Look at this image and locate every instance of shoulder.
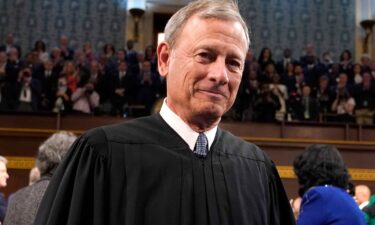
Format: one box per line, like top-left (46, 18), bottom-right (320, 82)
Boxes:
top-left (216, 129), bottom-right (268, 162)
top-left (303, 186), bottom-right (350, 205)
top-left (305, 185), bottom-right (341, 196)
top-left (82, 114), bottom-right (175, 149)
top-left (9, 186), bottom-right (30, 202)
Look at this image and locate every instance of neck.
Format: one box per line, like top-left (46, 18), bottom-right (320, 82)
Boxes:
top-left (167, 101), bottom-right (219, 132)
top-left (186, 115), bottom-right (220, 132)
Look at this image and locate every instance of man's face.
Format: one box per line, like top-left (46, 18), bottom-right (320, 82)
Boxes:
top-left (302, 86), bottom-right (311, 97)
top-left (142, 61), bottom-right (151, 73)
top-left (44, 61), bottom-right (54, 71)
top-left (60, 36), bottom-right (68, 47)
top-left (294, 65), bottom-right (303, 75)
top-left (117, 51), bottom-right (125, 60)
top-left (158, 17), bottom-right (247, 127)
top-left (0, 161), bottom-right (9, 188)
top-left (119, 62), bottom-right (127, 72)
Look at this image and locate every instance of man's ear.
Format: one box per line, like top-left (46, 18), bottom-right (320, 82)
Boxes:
top-left (157, 41), bottom-right (170, 78)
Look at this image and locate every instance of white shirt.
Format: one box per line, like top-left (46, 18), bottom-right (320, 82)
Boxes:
top-left (159, 99), bottom-right (217, 151)
top-left (359, 201), bottom-right (369, 210)
top-left (19, 86), bottom-right (32, 102)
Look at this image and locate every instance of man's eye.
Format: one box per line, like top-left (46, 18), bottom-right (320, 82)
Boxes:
top-left (227, 60), bottom-right (242, 71)
top-left (196, 52), bottom-right (213, 63)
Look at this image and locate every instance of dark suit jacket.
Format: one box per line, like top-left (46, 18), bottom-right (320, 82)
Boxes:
top-left (35, 68), bottom-right (59, 110)
top-left (0, 192), bottom-right (6, 223)
top-left (15, 79), bottom-right (42, 111)
top-left (295, 96), bottom-right (320, 121)
top-left (110, 70), bottom-right (138, 104)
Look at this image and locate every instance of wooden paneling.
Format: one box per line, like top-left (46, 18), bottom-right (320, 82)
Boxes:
top-left (1, 113), bottom-right (375, 198)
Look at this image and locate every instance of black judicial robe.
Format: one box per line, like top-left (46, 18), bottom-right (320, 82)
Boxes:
top-left (34, 114), bottom-right (295, 225)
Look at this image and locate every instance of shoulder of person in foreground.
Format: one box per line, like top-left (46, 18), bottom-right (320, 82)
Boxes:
top-left (75, 114), bottom-right (168, 155)
top-left (219, 128), bottom-right (296, 224)
top-left (217, 128), bottom-right (276, 167)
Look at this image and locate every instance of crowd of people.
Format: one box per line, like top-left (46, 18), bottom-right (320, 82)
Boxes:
top-left (1, 33), bottom-right (375, 124)
top-left (0, 34), bottom-right (163, 117)
top-left (233, 47), bottom-right (375, 125)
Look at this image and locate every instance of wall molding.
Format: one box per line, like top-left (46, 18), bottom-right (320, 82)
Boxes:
top-left (5, 156), bottom-right (375, 181)
top-left (2, 126), bottom-right (375, 146)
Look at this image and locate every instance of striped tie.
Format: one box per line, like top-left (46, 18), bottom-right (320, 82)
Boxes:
top-left (194, 132), bottom-right (208, 158)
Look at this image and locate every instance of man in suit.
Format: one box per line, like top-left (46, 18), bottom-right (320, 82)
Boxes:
top-left (109, 61), bottom-right (137, 116)
top-left (34, 1), bottom-right (296, 224)
top-left (276, 48), bottom-right (296, 75)
top-left (58, 35), bottom-right (74, 61)
top-left (0, 33), bottom-right (21, 57)
top-left (295, 85), bottom-right (320, 121)
top-left (0, 156), bottom-right (9, 224)
top-left (35, 60), bottom-right (59, 111)
top-left (136, 60), bottom-right (161, 115)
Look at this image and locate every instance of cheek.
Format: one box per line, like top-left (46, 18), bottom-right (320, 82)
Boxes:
top-left (229, 77), bottom-right (241, 94)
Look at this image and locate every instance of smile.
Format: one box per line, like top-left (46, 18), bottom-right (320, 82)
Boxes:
top-left (197, 89), bottom-right (227, 99)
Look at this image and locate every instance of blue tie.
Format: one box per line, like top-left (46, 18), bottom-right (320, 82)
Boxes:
top-left (194, 132), bottom-right (208, 158)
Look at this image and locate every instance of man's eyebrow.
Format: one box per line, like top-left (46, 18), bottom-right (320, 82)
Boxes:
top-left (195, 45), bottom-right (244, 60)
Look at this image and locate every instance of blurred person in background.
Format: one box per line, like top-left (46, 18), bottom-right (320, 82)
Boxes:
top-left (3, 131), bottom-right (77, 225)
top-left (355, 184), bottom-right (371, 210)
top-left (293, 144), bottom-right (365, 225)
top-left (363, 195), bottom-right (375, 225)
top-left (0, 156), bottom-right (9, 224)
top-left (28, 167), bottom-right (40, 186)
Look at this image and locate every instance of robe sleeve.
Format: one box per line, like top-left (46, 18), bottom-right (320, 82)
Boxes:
top-left (267, 160), bottom-right (296, 225)
top-left (34, 128), bottom-right (109, 225)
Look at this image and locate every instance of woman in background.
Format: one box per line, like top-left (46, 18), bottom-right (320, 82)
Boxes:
top-left (293, 144), bottom-right (365, 225)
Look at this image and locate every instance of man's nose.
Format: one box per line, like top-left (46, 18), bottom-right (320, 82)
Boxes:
top-left (207, 59), bottom-right (229, 85)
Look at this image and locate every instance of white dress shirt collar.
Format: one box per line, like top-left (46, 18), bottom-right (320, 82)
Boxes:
top-left (359, 201), bottom-right (369, 210)
top-left (159, 99), bottom-right (217, 151)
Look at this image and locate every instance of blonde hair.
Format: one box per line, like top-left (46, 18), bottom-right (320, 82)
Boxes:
top-left (164, 0), bottom-right (250, 49)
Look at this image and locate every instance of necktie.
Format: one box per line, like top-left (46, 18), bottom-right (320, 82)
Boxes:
top-left (194, 132), bottom-right (208, 158)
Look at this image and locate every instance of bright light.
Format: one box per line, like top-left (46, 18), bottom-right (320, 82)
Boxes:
top-left (157, 33), bottom-right (165, 46)
top-left (127, 0), bottom-right (146, 10)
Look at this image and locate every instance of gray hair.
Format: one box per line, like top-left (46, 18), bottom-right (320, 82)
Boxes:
top-left (0, 156), bottom-right (8, 164)
top-left (36, 131), bottom-right (77, 176)
top-left (164, 0), bottom-right (250, 50)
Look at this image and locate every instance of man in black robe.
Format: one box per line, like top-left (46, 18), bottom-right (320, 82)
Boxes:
top-left (34, 1), bottom-right (296, 225)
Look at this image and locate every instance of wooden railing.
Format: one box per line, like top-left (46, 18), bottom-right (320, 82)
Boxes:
top-left (1, 112), bottom-right (375, 197)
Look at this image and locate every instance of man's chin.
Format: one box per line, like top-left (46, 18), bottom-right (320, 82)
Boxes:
top-left (194, 104), bottom-right (225, 119)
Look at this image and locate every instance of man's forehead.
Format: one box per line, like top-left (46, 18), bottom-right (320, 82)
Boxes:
top-left (177, 16), bottom-right (247, 54)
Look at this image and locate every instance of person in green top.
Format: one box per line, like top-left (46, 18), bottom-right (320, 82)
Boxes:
top-left (364, 195), bottom-right (375, 225)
